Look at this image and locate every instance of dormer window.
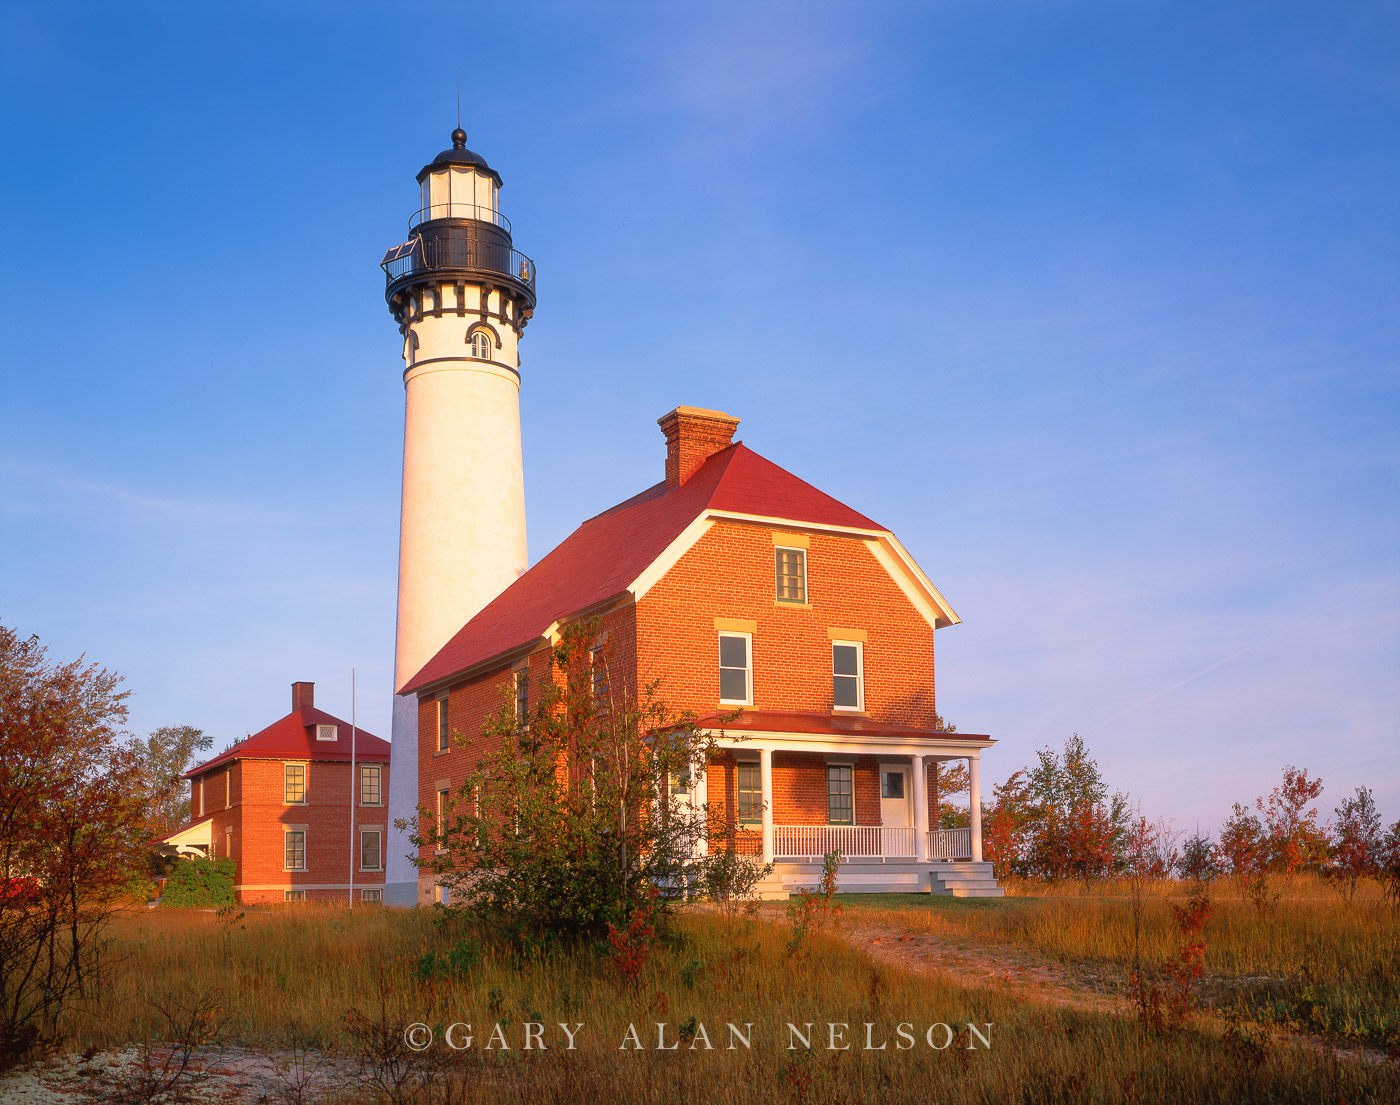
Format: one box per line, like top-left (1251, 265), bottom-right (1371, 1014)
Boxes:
top-left (315, 724), bottom-right (337, 742)
top-left (469, 331), bottom-right (491, 359)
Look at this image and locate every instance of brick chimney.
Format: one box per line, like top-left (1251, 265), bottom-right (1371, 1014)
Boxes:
top-left (291, 681), bottom-right (315, 712)
top-left (658, 406), bottom-right (740, 488)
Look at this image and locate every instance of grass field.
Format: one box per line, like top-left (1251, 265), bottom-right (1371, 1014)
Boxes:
top-left (839, 874), bottom-right (1399, 1049)
top-left (35, 882), bottom-right (1399, 1104)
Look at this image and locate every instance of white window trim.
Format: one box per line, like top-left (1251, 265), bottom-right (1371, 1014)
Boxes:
top-left (831, 640), bottom-right (865, 712)
top-left (198, 778), bottom-right (205, 817)
top-left (774, 545), bottom-right (809, 604)
top-left (718, 631), bottom-right (753, 706)
top-left (826, 762), bottom-right (856, 826)
top-left (284, 890), bottom-right (307, 902)
top-left (360, 888), bottom-right (382, 903)
top-left (735, 757), bottom-right (762, 825)
top-left (284, 761), bottom-right (308, 805)
top-left (283, 827), bottom-right (308, 872)
top-left (359, 763), bottom-right (383, 806)
top-left (436, 695), bottom-right (450, 752)
top-left (315, 723), bottom-right (338, 742)
top-left (359, 829), bottom-right (383, 872)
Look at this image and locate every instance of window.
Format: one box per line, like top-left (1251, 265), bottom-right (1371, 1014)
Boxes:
top-left (514, 669), bottom-right (529, 726)
top-left (590, 645), bottom-right (609, 710)
top-left (668, 765), bottom-right (690, 797)
top-left (827, 765), bottom-right (853, 825)
top-left (225, 769), bottom-right (231, 808)
top-left (718, 633), bottom-right (752, 705)
top-left (437, 696), bottom-right (450, 752)
top-left (881, 771), bottom-right (904, 799)
top-left (315, 724), bottom-right (337, 741)
top-left (737, 761), bottom-right (762, 824)
top-left (361, 830), bottom-right (382, 871)
top-left (360, 764), bottom-right (382, 806)
top-left (832, 642), bottom-right (864, 711)
top-left (436, 787), bottom-right (449, 846)
top-left (469, 330), bottom-right (491, 359)
top-left (198, 778), bottom-right (204, 817)
top-left (284, 763), bottom-right (306, 804)
top-left (224, 826), bottom-right (232, 857)
top-left (284, 830), bottom-right (306, 870)
top-left (284, 890), bottom-right (306, 903)
top-left (775, 547), bottom-right (807, 604)
top-left (360, 888), bottom-right (382, 904)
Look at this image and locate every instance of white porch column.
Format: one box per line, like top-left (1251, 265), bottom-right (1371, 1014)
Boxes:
top-left (912, 754), bottom-right (929, 862)
top-left (759, 748), bottom-right (774, 864)
top-left (968, 755), bottom-right (983, 863)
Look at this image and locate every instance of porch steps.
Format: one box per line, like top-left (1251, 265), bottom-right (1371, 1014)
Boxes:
top-left (929, 861), bottom-right (1004, 898)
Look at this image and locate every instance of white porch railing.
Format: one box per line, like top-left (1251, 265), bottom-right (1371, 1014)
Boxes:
top-left (773, 825), bottom-right (916, 862)
top-left (928, 827), bottom-right (973, 861)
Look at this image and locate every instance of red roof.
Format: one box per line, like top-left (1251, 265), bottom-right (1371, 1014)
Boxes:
top-left (184, 706), bottom-right (389, 778)
top-left (700, 709), bottom-right (989, 742)
top-left (402, 442), bottom-right (883, 694)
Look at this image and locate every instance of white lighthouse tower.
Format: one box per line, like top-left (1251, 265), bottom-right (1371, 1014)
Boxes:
top-left (379, 128), bottom-right (536, 906)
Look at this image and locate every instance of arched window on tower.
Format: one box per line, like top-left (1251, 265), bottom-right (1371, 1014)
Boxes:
top-left (469, 331), bottom-right (492, 360)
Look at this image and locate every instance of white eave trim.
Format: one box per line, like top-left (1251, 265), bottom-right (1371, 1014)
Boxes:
top-left (703, 728), bottom-right (994, 755)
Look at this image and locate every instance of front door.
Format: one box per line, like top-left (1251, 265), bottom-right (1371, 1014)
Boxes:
top-left (879, 765), bottom-right (911, 827)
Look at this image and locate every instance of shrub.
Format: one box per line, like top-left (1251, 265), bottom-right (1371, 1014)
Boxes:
top-left (161, 857), bottom-right (236, 908)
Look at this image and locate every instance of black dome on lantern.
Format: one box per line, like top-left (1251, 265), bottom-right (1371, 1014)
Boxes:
top-left (415, 129), bottom-right (503, 188)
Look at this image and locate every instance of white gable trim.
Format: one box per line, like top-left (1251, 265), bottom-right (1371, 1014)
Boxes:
top-left (863, 537), bottom-right (960, 629)
top-left (627, 510), bottom-right (959, 630)
top-left (627, 516), bottom-right (716, 602)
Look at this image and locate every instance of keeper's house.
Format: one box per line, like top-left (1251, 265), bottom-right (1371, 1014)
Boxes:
top-left (402, 407), bottom-right (1002, 901)
top-left (162, 682), bottom-right (391, 904)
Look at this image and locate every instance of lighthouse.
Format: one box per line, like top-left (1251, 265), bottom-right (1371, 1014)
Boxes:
top-left (379, 128), bottom-right (537, 906)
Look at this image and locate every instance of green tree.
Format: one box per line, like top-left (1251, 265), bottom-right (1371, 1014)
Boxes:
top-left (407, 620), bottom-right (730, 951)
top-left (1024, 733), bottom-right (1128, 882)
top-left (137, 725), bottom-right (212, 837)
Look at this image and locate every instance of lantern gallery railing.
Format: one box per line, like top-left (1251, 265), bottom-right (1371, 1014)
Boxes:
top-left (408, 203), bottom-right (511, 232)
top-left (381, 234), bottom-right (537, 292)
top-left (928, 827), bottom-right (972, 862)
top-left (773, 825), bottom-right (917, 862)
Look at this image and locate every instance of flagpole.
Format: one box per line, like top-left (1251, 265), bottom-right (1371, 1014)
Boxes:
top-left (349, 668), bottom-right (356, 908)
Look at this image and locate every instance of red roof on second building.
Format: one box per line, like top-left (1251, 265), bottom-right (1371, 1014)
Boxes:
top-left (186, 703), bottom-right (388, 778)
top-left (401, 441), bottom-right (884, 694)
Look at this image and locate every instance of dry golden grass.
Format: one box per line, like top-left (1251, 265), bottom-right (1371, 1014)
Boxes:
top-left (44, 901), bottom-right (1400, 1104)
top-left (841, 875), bottom-right (1400, 1048)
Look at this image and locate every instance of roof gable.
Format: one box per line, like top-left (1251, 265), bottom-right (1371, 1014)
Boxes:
top-left (185, 706), bottom-right (389, 777)
top-left (402, 443), bottom-right (890, 693)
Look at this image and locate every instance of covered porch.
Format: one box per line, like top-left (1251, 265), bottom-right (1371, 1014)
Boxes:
top-left (692, 714), bottom-right (1004, 898)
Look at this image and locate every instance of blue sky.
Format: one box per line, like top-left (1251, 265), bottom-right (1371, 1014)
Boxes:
top-left (2, 2), bottom-right (1396, 832)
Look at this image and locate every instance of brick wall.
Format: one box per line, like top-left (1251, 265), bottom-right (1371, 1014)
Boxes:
top-left (636, 521), bottom-right (938, 725)
top-left (190, 756), bottom-right (389, 905)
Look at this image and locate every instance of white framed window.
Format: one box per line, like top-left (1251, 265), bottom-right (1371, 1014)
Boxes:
top-left (881, 771), bottom-right (904, 799)
top-left (225, 768), bottom-right (231, 808)
top-left (775, 547), bottom-right (807, 604)
top-left (284, 829), bottom-right (306, 871)
top-left (514, 669), bottom-right (529, 726)
top-left (360, 888), bottom-right (382, 904)
top-left (469, 330), bottom-right (491, 359)
top-left (718, 632), bottom-right (752, 705)
top-left (360, 764), bottom-right (382, 806)
top-left (284, 763), bottom-right (306, 804)
top-left (316, 723), bottom-right (337, 741)
top-left (436, 696), bottom-right (450, 752)
top-left (827, 765), bottom-right (854, 825)
top-left (360, 830), bottom-right (382, 871)
top-left (832, 641), bottom-right (864, 711)
top-left (198, 778), bottom-right (205, 817)
top-left (284, 890), bottom-right (306, 903)
top-left (736, 761), bottom-right (762, 825)
top-left (436, 787), bottom-right (450, 849)
top-left (590, 644), bottom-right (609, 712)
